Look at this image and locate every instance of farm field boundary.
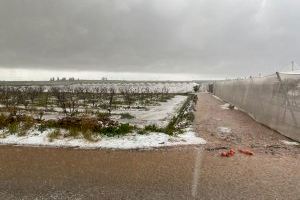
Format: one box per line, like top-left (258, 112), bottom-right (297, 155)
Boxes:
top-left (213, 72), bottom-right (300, 142)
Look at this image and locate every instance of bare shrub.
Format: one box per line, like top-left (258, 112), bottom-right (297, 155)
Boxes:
top-left (51, 87), bottom-right (79, 116)
top-left (107, 87), bottom-right (116, 114)
top-left (120, 86), bottom-right (135, 107)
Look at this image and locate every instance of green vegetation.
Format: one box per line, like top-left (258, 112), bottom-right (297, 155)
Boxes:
top-left (8, 122), bottom-right (19, 134)
top-left (100, 123), bottom-right (135, 137)
top-left (66, 127), bottom-right (80, 138)
top-left (47, 129), bottom-right (61, 142)
top-left (19, 116), bottom-right (35, 136)
top-left (39, 116), bottom-right (135, 139)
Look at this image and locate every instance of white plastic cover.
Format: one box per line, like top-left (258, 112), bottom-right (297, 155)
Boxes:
top-left (214, 72), bottom-right (300, 142)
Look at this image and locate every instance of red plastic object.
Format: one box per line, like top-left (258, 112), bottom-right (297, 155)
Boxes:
top-left (221, 149), bottom-right (235, 157)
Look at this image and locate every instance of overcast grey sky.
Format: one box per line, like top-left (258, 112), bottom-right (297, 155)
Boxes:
top-left (0, 0), bottom-right (299, 80)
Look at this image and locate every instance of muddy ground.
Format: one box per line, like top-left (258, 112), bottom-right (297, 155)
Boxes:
top-left (0, 93), bottom-right (299, 200)
top-left (193, 93), bottom-right (300, 200)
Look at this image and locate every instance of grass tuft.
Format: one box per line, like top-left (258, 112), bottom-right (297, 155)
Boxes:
top-left (8, 122), bottom-right (19, 134)
top-left (100, 123), bottom-right (134, 137)
top-left (66, 127), bottom-right (80, 138)
top-left (47, 129), bottom-right (61, 142)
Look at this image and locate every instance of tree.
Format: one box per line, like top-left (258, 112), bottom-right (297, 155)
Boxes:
top-left (27, 87), bottom-right (40, 104)
top-left (107, 87), bottom-right (116, 114)
top-left (0, 86), bottom-right (11, 108)
top-left (120, 86), bottom-right (135, 108)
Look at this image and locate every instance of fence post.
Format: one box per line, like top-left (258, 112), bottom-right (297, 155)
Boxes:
top-left (275, 72), bottom-right (298, 127)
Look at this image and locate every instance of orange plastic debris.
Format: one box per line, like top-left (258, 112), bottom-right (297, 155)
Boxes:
top-left (221, 149), bottom-right (235, 157)
top-left (229, 149), bottom-right (235, 155)
top-left (221, 152), bottom-right (228, 157)
top-left (238, 149), bottom-right (254, 156)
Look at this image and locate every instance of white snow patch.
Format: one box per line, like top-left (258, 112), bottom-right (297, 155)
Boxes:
top-left (217, 127), bottom-right (232, 134)
top-left (0, 130), bottom-right (206, 149)
top-left (280, 140), bottom-right (299, 146)
top-left (212, 95), bottom-right (222, 101)
top-left (128, 95), bottom-right (188, 127)
top-left (280, 70), bottom-right (300, 75)
top-left (220, 103), bottom-right (230, 110)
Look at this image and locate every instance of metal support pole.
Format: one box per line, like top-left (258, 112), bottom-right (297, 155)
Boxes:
top-left (276, 72), bottom-right (298, 126)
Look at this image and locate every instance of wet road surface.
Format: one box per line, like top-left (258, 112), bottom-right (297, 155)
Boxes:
top-left (0, 146), bottom-right (203, 200)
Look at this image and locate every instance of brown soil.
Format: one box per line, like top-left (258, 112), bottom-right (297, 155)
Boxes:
top-left (194, 93), bottom-right (300, 156)
top-left (193, 93), bottom-right (300, 200)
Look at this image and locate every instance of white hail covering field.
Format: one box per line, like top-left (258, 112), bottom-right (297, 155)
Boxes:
top-left (0, 129), bottom-right (206, 149)
top-left (14, 81), bottom-right (198, 93)
top-left (69, 82), bottom-right (198, 93)
top-left (0, 94), bottom-right (206, 149)
top-left (116, 95), bottom-right (188, 127)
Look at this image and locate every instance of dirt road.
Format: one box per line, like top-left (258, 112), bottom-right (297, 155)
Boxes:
top-left (193, 93), bottom-right (300, 200)
top-left (0, 93), bottom-right (299, 199)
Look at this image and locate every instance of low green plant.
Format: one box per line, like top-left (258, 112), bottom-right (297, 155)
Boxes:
top-left (8, 122), bottom-right (19, 134)
top-left (118, 123), bottom-right (134, 134)
top-left (137, 128), bottom-right (147, 135)
top-left (100, 123), bottom-right (134, 137)
top-left (22, 116), bottom-right (35, 130)
top-left (38, 124), bottom-right (47, 133)
top-left (185, 112), bottom-right (195, 122)
top-left (44, 119), bottom-right (59, 129)
top-left (164, 124), bottom-right (177, 135)
top-left (47, 129), bottom-right (61, 142)
top-left (143, 124), bottom-right (164, 133)
top-left (82, 129), bottom-right (95, 141)
top-left (100, 126), bottom-right (119, 137)
top-left (66, 127), bottom-right (80, 138)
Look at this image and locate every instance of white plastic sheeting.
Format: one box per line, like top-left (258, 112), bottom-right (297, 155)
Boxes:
top-left (214, 72), bottom-right (300, 142)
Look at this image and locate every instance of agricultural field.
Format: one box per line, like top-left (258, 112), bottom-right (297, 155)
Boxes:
top-left (0, 81), bottom-right (205, 149)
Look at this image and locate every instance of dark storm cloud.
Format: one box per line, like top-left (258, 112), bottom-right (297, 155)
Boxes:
top-left (0, 0), bottom-right (299, 76)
